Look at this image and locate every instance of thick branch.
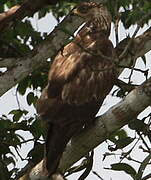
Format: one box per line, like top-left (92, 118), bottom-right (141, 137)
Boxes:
top-left (0, 0), bottom-right (150, 96)
top-left (0, 57), bottom-right (20, 68)
top-left (0, 12), bottom-right (84, 97)
top-left (0, 0), bottom-right (103, 32)
top-left (116, 27), bottom-right (151, 74)
top-left (0, 16), bottom-right (151, 97)
top-left (0, 0), bottom-right (58, 31)
top-left (28, 75), bottom-right (151, 180)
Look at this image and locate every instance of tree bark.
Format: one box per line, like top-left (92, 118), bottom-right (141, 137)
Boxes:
top-left (0, 0), bottom-right (105, 32)
top-left (0, 12), bottom-right (83, 96)
top-left (0, 0), bottom-right (58, 31)
top-left (27, 76), bottom-right (151, 180)
top-left (0, 0), bottom-right (151, 97)
top-left (1, 1), bottom-right (151, 179)
top-left (0, 13), bottom-right (151, 96)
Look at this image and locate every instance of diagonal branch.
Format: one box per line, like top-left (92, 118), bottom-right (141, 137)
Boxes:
top-left (0, 0), bottom-right (58, 32)
top-left (0, 0), bottom-right (104, 32)
top-left (0, 13), bottom-right (151, 97)
top-left (0, 12), bottom-right (84, 97)
top-left (27, 73), bottom-right (151, 180)
top-left (0, 0), bottom-right (151, 97)
top-left (115, 27), bottom-right (151, 75)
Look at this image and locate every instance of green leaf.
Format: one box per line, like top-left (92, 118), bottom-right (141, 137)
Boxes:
top-left (0, 144), bottom-right (11, 155)
top-left (0, 162), bottom-right (10, 180)
top-left (141, 55), bottom-right (147, 66)
top-left (17, 77), bottom-right (30, 95)
top-left (38, 8), bottom-right (49, 19)
top-left (27, 92), bottom-right (35, 105)
top-left (128, 119), bottom-right (147, 132)
top-left (109, 129), bottom-right (128, 143)
top-left (0, 119), bottom-right (11, 129)
top-left (115, 137), bottom-right (134, 149)
top-left (109, 130), bottom-right (133, 150)
top-left (3, 156), bottom-right (16, 166)
top-left (9, 109), bottom-right (28, 122)
top-left (30, 119), bottom-right (43, 139)
top-left (13, 113), bottom-right (23, 122)
top-left (9, 109), bottom-right (23, 122)
top-left (111, 163), bottom-right (136, 177)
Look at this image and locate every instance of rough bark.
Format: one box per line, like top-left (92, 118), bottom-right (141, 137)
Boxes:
top-left (0, 0), bottom-right (151, 97)
top-left (0, 12), bottom-right (83, 96)
top-left (1, 1), bottom-right (151, 179)
top-left (0, 16), bottom-right (151, 97)
top-left (0, 0), bottom-right (104, 32)
top-left (0, 0), bottom-right (58, 31)
top-left (26, 76), bottom-right (151, 180)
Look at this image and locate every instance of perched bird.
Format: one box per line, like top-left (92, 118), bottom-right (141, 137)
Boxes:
top-left (37, 1), bottom-right (117, 177)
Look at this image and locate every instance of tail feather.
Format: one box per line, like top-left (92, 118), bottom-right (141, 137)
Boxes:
top-left (44, 122), bottom-right (80, 176)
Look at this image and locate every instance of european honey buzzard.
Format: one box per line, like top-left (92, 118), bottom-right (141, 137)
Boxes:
top-left (37, 1), bottom-right (116, 177)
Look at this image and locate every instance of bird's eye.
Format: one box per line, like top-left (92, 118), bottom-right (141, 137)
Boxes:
top-left (77, 5), bottom-right (89, 14)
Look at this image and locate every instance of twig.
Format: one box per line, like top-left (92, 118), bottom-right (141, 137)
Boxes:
top-left (114, 0), bottom-right (120, 45)
top-left (15, 89), bottom-right (21, 110)
top-left (118, 64), bottom-right (149, 84)
top-left (120, 138), bottom-right (140, 162)
top-left (127, 156), bottom-right (142, 164)
top-left (119, 27), bottom-right (140, 60)
top-left (92, 171), bottom-right (104, 180)
top-left (139, 145), bottom-right (151, 153)
top-left (142, 173), bottom-right (151, 180)
top-left (137, 132), bottom-right (150, 152)
top-left (2, 138), bottom-right (38, 146)
top-left (128, 64), bottom-right (135, 84)
top-left (115, 79), bottom-right (138, 92)
top-left (14, 146), bottom-right (26, 161)
top-left (78, 151), bottom-right (94, 180)
top-left (135, 153), bottom-right (151, 180)
top-left (119, 10), bottom-right (151, 60)
top-left (118, 64), bottom-right (149, 74)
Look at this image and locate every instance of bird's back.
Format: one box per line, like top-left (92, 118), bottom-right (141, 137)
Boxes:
top-left (38, 27), bottom-right (116, 122)
top-left (36, 2), bottom-right (117, 177)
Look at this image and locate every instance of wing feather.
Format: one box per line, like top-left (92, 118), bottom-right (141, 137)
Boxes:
top-left (47, 35), bottom-right (116, 104)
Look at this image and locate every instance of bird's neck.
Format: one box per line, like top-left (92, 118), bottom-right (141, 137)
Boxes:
top-left (76, 19), bottom-right (111, 44)
top-left (78, 18), bottom-right (111, 38)
top-left (85, 19), bottom-right (111, 37)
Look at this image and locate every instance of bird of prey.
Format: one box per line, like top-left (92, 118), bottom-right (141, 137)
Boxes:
top-left (37, 1), bottom-right (117, 177)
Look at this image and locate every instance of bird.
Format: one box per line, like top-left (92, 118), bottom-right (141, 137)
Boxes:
top-left (36, 1), bottom-right (117, 177)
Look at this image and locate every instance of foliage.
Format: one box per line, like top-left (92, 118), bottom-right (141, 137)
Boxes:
top-left (0, 0), bottom-right (151, 180)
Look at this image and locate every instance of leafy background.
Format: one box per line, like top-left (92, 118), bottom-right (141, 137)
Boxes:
top-left (0, 0), bottom-right (151, 179)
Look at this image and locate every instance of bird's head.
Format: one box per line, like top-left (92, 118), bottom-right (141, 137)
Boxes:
top-left (73, 2), bottom-right (111, 34)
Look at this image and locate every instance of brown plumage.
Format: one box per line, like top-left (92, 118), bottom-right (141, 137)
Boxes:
top-left (37, 2), bottom-right (116, 177)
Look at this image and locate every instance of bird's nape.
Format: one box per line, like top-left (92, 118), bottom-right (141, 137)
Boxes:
top-left (73, 2), bottom-right (111, 34)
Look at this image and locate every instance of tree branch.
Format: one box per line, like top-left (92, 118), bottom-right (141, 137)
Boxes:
top-left (27, 75), bottom-right (151, 180)
top-left (0, 11), bottom-right (84, 96)
top-left (0, 0), bottom-right (58, 32)
top-left (0, 11), bottom-right (151, 97)
top-left (115, 27), bottom-right (151, 75)
top-left (0, 0), bottom-right (104, 32)
top-left (0, 0), bottom-right (150, 97)
top-left (0, 57), bottom-right (20, 68)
